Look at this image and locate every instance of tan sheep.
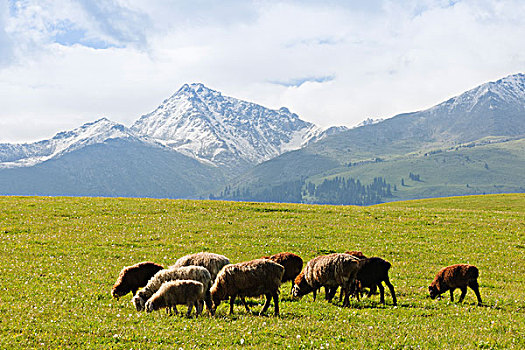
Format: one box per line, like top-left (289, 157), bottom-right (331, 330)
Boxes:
top-left (145, 280), bottom-right (205, 317)
top-left (171, 252), bottom-right (230, 282)
top-left (292, 253), bottom-right (360, 307)
top-left (429, 264), bottom-right (482, 305)
top-left (210, 259), bottom-right (284, 316)
top-left (111, 261), bottom-right (163, 299)
top-left (132, 265), bottom-right (211, 312)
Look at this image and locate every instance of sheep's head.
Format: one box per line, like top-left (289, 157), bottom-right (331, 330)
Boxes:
top-left (292, 272), bottom-right (312, 298)
top-left (428, 284), bottom-right (439, 299)
top-left (111, 284), bottom-right (128, 299)
top-left (132, 295), bottom-right (146, 311)
top-left (145, 300), bottom-right (155, 313)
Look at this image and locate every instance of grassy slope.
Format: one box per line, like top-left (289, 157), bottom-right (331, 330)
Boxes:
top-left (308, 138), bottom-right (525, 202)
top-left (1, 194), bottom-right (524, 349)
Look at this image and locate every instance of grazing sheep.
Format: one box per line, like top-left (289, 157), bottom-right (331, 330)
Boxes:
top-left (429, 264), bottom-right (482, 305)
top-left (262, 252), bottom-right (303, 292)
top-left (292, 253), bottom-right (360, 307)
top-left (210, 259), bottom-right (284, 316)
top-left (349, 257), bottom-right (397, 306)
top-left (133, 265), bottom-right (212, 312)
top-left (325, 251), bottom-right (367, 299)
top-left (171, 252), bottom-right (230, 282)
top-left (145, 280), bottom-right (205, 317)
top-left (111, 261), bottom-right (164, 299)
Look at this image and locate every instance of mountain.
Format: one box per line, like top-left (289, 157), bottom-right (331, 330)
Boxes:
top-left (0, 118), bottom-right (150, 168)
top-left (217, 73), bottom-right (525, 203)
top-left (0, 119), bottom-right (225, 197)
top-left (131, 83), bottom-right (334, 174)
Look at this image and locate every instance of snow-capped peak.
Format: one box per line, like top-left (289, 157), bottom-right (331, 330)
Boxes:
top-left (132, 83), bottom-right (323, 171)
top-left (0, 118), bottom-right (145, 168)
top-left (435, 73), bottom-right (525, 113)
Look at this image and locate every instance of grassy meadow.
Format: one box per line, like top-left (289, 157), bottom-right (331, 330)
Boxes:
top-left (0, 194), bottom-right (524, 349)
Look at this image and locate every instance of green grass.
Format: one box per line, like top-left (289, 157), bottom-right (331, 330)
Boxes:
top-left (1, 194), bottom-right (524, 349)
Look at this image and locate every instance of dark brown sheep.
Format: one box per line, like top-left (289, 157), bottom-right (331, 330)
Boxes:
top-left (350, 257), bottom-right (397, 305)
top-left (292, 253), bottom-right (360, 307)
top-left (429, 264), bottom-right (482, 305)
top-left (210, 259), bottom-right (284, 316)
top-left (261, 252), bottom-right (303, 292)
top-left (111, 261), bottom-right (164, 299)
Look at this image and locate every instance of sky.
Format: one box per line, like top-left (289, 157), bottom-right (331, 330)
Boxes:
top-left (0, 0), bottom-right (524, 143)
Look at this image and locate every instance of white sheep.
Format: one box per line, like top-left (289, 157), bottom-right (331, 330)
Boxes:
top-left (145, 280), bottom-right (205, 317)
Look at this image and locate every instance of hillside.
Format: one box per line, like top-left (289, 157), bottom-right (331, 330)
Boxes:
top-left (218, 73), bottom-right (525, 203)
top-left (1, 194), bottom-right (523, 348)
top-left (0, 138), bottom-right (224, 198)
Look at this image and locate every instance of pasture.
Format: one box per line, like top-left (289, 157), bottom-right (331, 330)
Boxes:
top-left (0, 194), bottom-right (524, 349)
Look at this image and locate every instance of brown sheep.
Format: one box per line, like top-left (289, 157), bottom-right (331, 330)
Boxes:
top-left (349, 257), bottom-right (397, 305)
top-left (170, 252), bottom-right (230, 282)
top-left (133, 265), bottom-right (212, 312)
top-left (429, 264), bottom-right (482, 305)
top-left (261, 252), bottom-right (303, 292)
top-left (111, 261), bottom-right (164, 299)
top-left (145, 280), bottom-right (205, 317)
top-left (292, 253), bottom-right (360, 307)
top-left (210, 259), bottom-right (284, 316)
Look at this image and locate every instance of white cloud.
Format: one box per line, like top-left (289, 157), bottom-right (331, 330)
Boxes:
top-left (0, 0), bottom-right (524, 143)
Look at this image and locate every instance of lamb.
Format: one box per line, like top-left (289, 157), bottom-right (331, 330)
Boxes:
top-left (145, 280), bottom-right (205, 317)
top-left (111, 261), bottom-right (164, 299)
top-left (210, 259), bottom-right (284, 316)
top-left (132, 265), bottom-right (212, 312)
top-left (261, 252), bottom-right (303, 292)
top-left (170, 252), bottom-right (230, 282)
top-left (429, 264), bottom-right (482, 305)
top-left (349, 257), bottom-right (397, 305)
top-left (292, 253), bottom-right (360, 307)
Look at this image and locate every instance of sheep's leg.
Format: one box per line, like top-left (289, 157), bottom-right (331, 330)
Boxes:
top-left (240, 296), bottom-right (252, 314)
top-left (205, 290), bottom-right (213, 314)
top-left (260, 293), bottom-right (272, 315)
top-left (469, 280), bottom-right (483, 306)
top-left (377, 283), bottom-right (386, 304)
top-left (186, 302), bottom-right (193, 318)
top-left (342, 284), bottom-right (351, 307)
top-left (449, 289), bottom-right (455, 302)
top-left (196, 300), bottom-right (203, 317)
top-left (385, 278), bottom-right (397, 306)
top-left (458, 287), bottom-right (468, 303)
top-left (312, 288), bottom-right (317, 301)
top-left (273, 291), bottom-right (280, 316)
top-left (229, 295), bottom-right (236, 315)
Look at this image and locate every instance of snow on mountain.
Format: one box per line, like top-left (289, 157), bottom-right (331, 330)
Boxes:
top-left (131, 83), bottom-right (324, 170)
top-left (0, 118), bottom-right (154, 168)
top-left (432, 73), bottom-right (525, 113)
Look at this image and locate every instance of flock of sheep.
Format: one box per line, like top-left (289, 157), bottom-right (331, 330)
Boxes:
top-left (111, 251), bottom-right (483, 317)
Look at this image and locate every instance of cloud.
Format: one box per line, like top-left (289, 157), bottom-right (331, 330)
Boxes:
top-left (270, 75), bottom-right (335, 88)
top-left (0, 0), bottom-right (524, 142)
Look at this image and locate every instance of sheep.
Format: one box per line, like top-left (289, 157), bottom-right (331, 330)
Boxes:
top-left (132, 265), bottom-right (212, 312)
top-left (349, 257), bottom-right (397, 306)
top-left (145, 280), bottom-right (205, 317)
top-left (292, 253), bottom-right (360, 307)
top-left (111, 261), bottom-right (164, 299)
top-left (261, 252), bottom-right (303, 292)
top-left (429, 264), bottom-right (482, 305)
top-left (325, 251), bottom-right (367, 299)
top-left (210, 259), bottom-right (284, 316)
top-left (170, 252), bottom-right (230, 282)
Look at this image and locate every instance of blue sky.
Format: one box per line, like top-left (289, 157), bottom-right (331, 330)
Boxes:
top-left (0, 0), bottom-right (524, 143)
